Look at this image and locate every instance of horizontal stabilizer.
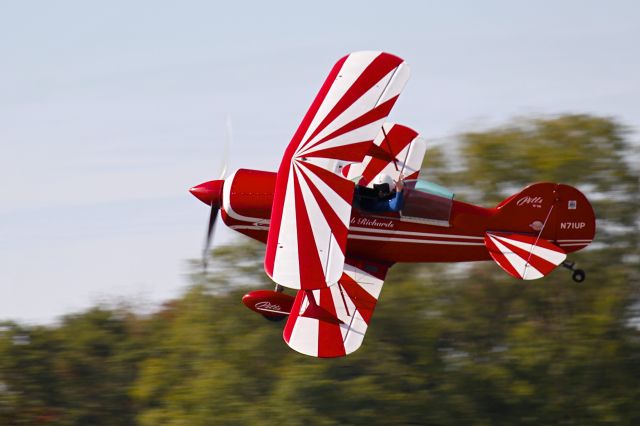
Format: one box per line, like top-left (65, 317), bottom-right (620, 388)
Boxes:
top-left (485, 232), bottom-right (567, 280)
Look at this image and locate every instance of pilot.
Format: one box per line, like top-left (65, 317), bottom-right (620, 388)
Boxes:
top-left (370, 174), bottom-right (404, 212)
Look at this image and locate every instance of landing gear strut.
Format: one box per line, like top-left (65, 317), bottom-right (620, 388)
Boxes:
top-left (562, 260), bottom-right (586, 283)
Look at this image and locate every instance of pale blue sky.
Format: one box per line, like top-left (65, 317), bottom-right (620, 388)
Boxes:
top-left (1, 1), bottom-right (639, 323)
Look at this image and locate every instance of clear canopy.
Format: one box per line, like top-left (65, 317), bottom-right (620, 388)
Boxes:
top-left (354, 178), bottom-right (454, 224)
top-left (400, 179), bottom-right (454, 223)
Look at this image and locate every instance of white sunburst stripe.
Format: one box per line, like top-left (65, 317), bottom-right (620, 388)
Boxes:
top-left (326, 235), bottom-right (347, 284)
top-left (344, 265), bottom-right (384, 298)
top-left (361, 280), bottom-right (384, 299)
top-left (397, 137), bottom-right (426, 176)
top-left (298, 156), bottom-right (332, 168)
top-left (297, 52), bottom-right (379, 153)
top-left (301, 66), bottom-right (398, 150)
top-left (377, 62), bottom-right (410, 105)
top-left (343, 310), bottom-right (368, 353)
top-left (489, 235), bottom-right (544, 280)
top-left (493, 235), bottom-right (566, 265)
top-left (271, 165), bottom-right (301, 287)
top-left (299, 293), bottom-right (310, 315)
top-left (289, 315), bottom-right (319, 356)
top-left (401, 138), bottom-right (427, 178)
top-left (297, 118), bottom-right (387, 158)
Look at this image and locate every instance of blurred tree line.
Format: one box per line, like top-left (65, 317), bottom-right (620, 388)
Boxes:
top-left (1, 114), bottom-right (638, 425)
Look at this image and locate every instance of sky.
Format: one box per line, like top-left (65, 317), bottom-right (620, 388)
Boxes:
top-left (1, 1), bottom-right (639, 323)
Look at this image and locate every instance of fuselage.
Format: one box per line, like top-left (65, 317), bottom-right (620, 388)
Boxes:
top-left (217, 169), bottom-right (591, 265)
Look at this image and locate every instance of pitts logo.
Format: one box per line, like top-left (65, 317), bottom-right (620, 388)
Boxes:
top-left (516, 196), bottom-right (544, 208)
top-left (255, 301), bottom-right (282, 312)
top-left (560, 222), bottom-right (586, 230)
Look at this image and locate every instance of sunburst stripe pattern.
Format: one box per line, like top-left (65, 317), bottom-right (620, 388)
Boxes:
top-left (266, 51), bottom-right (410, 290)
top-left (283, 261), bottom-right (388, 358)
top-left (484, 232), bottom-right (567, 280)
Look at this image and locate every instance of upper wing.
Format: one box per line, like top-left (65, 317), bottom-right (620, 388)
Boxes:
top-left (265, 52), bottom-right (410, 290)
top-left (283, 259), bottom-right (389, 357)
top-left (484, 232), bottom-right (567, 280)
top-left (343, 122), bottom-right (427, 185)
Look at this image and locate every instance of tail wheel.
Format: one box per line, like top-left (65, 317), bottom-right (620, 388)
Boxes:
top-left (572, 269), bottom-right (586, 283)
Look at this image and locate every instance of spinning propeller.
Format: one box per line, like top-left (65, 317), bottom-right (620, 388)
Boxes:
top-left (189, 116), bottom-right (232, 271)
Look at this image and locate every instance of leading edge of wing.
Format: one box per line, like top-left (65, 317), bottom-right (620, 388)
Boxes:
top-left (265, 51), bottom-right (410, 290)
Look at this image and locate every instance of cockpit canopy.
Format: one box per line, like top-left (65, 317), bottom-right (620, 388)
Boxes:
top-left (401, 179), bottom-right (454, 224)
top-left (354, 178), bottom-right (454, 225)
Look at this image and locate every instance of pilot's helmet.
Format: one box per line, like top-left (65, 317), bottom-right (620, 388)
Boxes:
top-left (374, 173), bottom-right (395, 189)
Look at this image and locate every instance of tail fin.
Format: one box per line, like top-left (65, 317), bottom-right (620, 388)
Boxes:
top-left (490, 182), bottom-right (596, 253)
top-left (486, 182), bottom-right (595, 280)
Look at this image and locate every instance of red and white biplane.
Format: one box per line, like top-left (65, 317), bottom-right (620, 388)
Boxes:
top-left (190, 52), bottom-right (595, 358)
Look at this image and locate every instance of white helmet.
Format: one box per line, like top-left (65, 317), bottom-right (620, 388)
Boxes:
top-left (373, 174), bottom-right (395, 188)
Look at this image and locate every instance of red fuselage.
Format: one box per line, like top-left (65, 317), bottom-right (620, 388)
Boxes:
top-left (215, 169), bottom-right (593, 265)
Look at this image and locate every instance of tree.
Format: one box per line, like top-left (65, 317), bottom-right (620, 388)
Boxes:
top-left (0, 307), bottom-right (146, 425)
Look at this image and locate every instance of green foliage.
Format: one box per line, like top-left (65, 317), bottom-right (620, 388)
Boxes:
top-left (457, 115), bottom-right (637, 200)
top-left (0, 308), bottom-right (146, 425)
top-left (0, 114), bottom-right (638, 425)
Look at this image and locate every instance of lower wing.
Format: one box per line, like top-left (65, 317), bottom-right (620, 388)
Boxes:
top-left (283, 259), bottom-right (389, 357)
